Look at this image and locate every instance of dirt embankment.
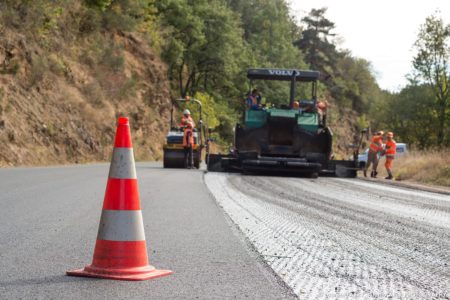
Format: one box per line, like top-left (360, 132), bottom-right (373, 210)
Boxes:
top-left (326, 105), bottom-right (364, 159)
top-left (0, 30), bottom-right (171, 167)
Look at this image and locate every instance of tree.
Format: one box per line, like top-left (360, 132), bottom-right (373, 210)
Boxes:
top-left (295, 8), bottom-right (337, 77)
top-left (371, 83), bottom-right (438, 149)
top-left (231, 0), bottom-right (303, 67)
top-left (294, 8), bottom-right (381, 114)
top-left (413, 13), bottom-right (450, 147)
top-left (156, 0), bottom-right (246, 99)
top-left (332, 53), bottom-right (380, 112)
top-left (228, 0), bottom-right (307, 105)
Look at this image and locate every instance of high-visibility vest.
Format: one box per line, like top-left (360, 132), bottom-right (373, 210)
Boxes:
top-left (247, 95), bottom-right (257, 106)
top-left (180, 116), bottom-right (195, 128)
top-left (183, 127), bottom-right (194, 147)
top-left (385, 139), bottom-right (396, 157)
top-left (317, 101), bottom-right (327, 111)
top-left (369, 136), bottom-right (383, 152)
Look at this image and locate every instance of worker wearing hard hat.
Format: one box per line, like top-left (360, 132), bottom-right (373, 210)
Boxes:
top-left (383, 132), bottom-right (396, 180)
top-left (364, 130), bottom-right (384, 178)
top-left (246, 89), bottom-right (261, 109)
top-left (183, 120), bottom-right (195, 169)
top-left (316, 100), bottom-right (328, 124)
top-left (180, 109), bottom-right (195, 128)
top-left (180, 109), bottom-right (195, 169)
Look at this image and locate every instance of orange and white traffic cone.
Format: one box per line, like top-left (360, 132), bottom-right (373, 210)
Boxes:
top-left (67, 117), bottom-right (172, 281)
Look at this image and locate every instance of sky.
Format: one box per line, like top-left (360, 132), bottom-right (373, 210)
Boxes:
top-left (289, 0), bottom-right (450, 91)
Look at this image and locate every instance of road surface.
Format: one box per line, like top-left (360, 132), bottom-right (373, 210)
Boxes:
top-left (0, 163), bottom-right (295, 299)
top-left (1, 163), bottom-right (449, 299)
top-left (205, 173), bottom-right (450, 299)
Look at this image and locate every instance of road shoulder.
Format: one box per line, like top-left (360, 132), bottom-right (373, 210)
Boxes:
top-left (357, 176), bottom-right (450, 195)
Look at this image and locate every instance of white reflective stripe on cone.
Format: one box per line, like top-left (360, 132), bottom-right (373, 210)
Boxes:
top-left (97, 210), bottom-right (145, 241)
top-left (108, 148), bottom-right (137, 179)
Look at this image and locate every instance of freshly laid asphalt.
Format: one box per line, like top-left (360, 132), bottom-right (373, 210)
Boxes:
top-left (0, 163), bottom-right (295, 299)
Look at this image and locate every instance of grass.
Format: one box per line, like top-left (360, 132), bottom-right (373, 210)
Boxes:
top-left (386, 150), bottom-right (450, 187)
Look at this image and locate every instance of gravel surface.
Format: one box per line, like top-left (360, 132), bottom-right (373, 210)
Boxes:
top-left (0, 163), bottom-right (295, 299)
top-left (205, 173), bottom-right (450, 299)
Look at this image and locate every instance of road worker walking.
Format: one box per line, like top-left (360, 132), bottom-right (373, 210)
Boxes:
top-left (383, 132), bottom-right (396, 180)
top-left (364, 130), bottom-right (384, 178)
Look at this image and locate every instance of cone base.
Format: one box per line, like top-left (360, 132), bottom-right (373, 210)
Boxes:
top-left (66, 265), bottom-right (172, 281)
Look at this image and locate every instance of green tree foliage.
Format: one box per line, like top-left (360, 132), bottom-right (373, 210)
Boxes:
top-left (333, 53), bottom-right (381, 112)
top-left (85, 0), bottom-right (112, 11)
top-left (295, 8), bottom-right (381, 114)
top-left (412, 14), bottom-right (450, 147)
top-left (156, 0), bottom-right (312, 138)
top-left (229, 0), bottom-right (304, 68)
top-left (101, 0), bottom-right (154, 31)
top-left (295, 8), bottom-right (337, 77)
top-left (193, 92), bottom-right (236, 145)
top-left (226, 0), bottom-right (308, 106)
top-left (156, 0), bottom-right (247, 101)
top-left (371, 83), bottom-right (438, 149)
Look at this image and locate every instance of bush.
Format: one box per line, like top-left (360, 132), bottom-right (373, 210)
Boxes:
top-left (78, 8), bottom-right (102, 35)
top-left (29, 55), bottom-right (48, 86)
top-left (391, 150), bottom-right (450, 187)
top-left (48, 54), bottom-right (68, 76)
top-left (118, 73), bottom-right (138, 99)
top-left (1, 59), bottom-right (20, 75)
top-left (81, 81), bottom-right (105, 107)
top-left (100, 43), bottom-right (124, 72)
top-left (85, 0), bottom-right (112, 11)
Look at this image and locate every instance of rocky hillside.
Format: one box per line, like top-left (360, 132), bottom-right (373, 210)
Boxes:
top-left (0, 1), bottom-right (372, 167)
top-left (0, 28), bottom-right (171, 167)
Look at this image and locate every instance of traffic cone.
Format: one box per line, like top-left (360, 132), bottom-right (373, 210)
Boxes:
top-left (67, 117), bottom-right (172, 281)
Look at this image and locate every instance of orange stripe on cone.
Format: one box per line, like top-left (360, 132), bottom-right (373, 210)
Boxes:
top-left (103, 179), bottom-right (140, 210)
top-left (92, 240), bottom-right (149, 269)
top-left (114, 117), bottom-right (133, 148)
top-left (67, 117), bottom-right (172, 281)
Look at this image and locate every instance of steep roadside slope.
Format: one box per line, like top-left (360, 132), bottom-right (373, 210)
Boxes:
top-left (0, 29), bottom-right (171, 167)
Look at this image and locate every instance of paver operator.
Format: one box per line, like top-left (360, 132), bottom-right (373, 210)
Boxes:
top-left (246, 89), bottom-right (261, 109)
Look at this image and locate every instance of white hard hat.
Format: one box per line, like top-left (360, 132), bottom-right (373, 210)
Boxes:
top-left (183, 109), bottom-right (191, 115)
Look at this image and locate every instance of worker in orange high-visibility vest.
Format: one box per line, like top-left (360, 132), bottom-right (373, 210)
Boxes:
top-left (246, 89), bottom-right (261, 109)
top-left (316, 100), bottom-right (328, 124)
top-left (183, 121), bottom-right (195, 169)
top-left (364, 130), bottom-right (384, 178)
top-left (383, 132), bottom-right (396, 180)
top-left (180, 109), bottom-right (195, 128)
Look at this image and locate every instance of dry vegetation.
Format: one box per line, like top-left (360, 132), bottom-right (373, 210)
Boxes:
top-left (377, 150), bottom-right (450, 187)
top-left (0, 2), bottom-right (171, 167)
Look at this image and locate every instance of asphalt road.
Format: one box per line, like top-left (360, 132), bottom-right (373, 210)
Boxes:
top-left (205, 173), bottom-right (450, 299)
top-left (0, 163), bottom-right (295, 299)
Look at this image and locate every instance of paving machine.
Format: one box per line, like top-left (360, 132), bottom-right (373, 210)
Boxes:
top-left (163, 97), bottom-right (207, 169)
top-left (207, 68), bottom-right (359, 178)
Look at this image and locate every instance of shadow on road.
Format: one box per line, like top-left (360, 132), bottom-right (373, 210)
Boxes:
top-left (0, 275), bottom-right (98, 287)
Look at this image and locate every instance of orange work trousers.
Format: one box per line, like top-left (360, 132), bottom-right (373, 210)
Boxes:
top-left (385, 157), bottom-right (394, 170)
